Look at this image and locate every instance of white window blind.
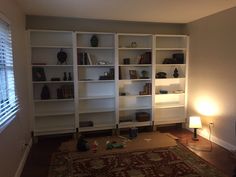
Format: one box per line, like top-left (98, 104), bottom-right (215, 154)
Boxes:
top-left (0, 18), bottom-right (18, 127)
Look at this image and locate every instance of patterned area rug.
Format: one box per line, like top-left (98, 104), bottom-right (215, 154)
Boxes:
top-left (48, 144), bottom-right (227, 177)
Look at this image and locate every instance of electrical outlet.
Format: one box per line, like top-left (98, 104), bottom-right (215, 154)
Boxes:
top-left (209, 122), bottom-right (214, 127)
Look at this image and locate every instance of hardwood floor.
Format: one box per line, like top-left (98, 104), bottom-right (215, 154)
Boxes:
top-left (20, 126), bottom-right (236, 177)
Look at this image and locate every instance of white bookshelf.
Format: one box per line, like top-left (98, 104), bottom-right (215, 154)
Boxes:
top-left (76, 32), bottom-right (116, 131)
top-left (28, 30), bottom-right (189, 136)
top-left (28, 30), bottom-right (76, 136)
top-left (154, 34), bottom-right (188, 125)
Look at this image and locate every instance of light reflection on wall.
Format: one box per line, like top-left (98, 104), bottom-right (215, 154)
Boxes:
top-left (194, 96), bottom-right (220, 116)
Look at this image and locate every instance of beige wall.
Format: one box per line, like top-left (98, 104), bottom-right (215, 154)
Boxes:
top-left (187, 7), bottom-right (236, 149)
top-left (0, 0), bottom-right (30, 177)
top-left (26, 15), bottom-right (185, 34)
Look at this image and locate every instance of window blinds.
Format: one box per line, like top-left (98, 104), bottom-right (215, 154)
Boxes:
top-left (0, 18), bottom-right (18, 126)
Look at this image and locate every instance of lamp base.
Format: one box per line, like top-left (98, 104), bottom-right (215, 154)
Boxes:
top-left (192, 128), bottom-right (199, 141)
top-left (192, 137), bottom-right (199, 141)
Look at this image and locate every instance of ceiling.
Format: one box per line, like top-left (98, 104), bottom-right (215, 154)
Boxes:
top-left (16, 0), bottom-right (236, 23)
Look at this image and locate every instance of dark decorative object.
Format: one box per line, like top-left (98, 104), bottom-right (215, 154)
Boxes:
top-left (139, 83), bottom-right (152, 95)
top-left (123, 58), bottom-right (130, 64)
top-left (156, 72), bottom-right (167, 78)
top-left (159, 89), bottom-right (168, 94)
top-left (51, 77), bottom-right (60, 81)
top-left (131, 42), bottom-right (137, 48)
top-left (173, 53), bottom-right (184, 64)
top-left (162, 58), bottom-right (176, 64)
top-left (63, 72), bottom-right (67, 81)
top-left (41, 85), bottom-right (50, 100)
top-left (136, 112), bottom-right (150, 122)
top-left (129, 127), bottom-right (138, 139)
top-left (139, 52), bottom-right (151, 64)
top-left (57, 88), bottom-right (64, 99)
top-left (90, 35), bottom-right (98, 47)
top-left (32, 67), bottom-right (46, 81)
top-left (57, 49), bottom-right (67, 64)
top-left (77, 135), bottom-right (90, 152)
top-left (79, 121), bottom-right (93, 127)
top-left (173, 68), bottom-right (179, 78)
top-left (140, 70), bottom-right (148, 79)
top-left (99, 68), bottom-right (115, 80)
top-left (68, 72), bottom-right (72, 81)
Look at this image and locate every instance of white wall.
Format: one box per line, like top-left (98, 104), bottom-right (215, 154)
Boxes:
top-left (187, 7), bottom-right (236, 150)
top-left (0, 0), bottom-right (31, 177)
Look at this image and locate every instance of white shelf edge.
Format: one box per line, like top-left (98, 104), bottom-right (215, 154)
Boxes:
top-left (78, 80), bottom-right (115, 83)
top-left (79, 124), bottom-right (115, 132)
top-left (156, 64), bottom-right (186, 67)
top-left (79, 108), bottom-right (115, 114)
top-left (34, 98), bottom-right (74, 102)
top-left (118, 47), bottom-right (152, 50)
top-left (34, 127), bottom-right (75, 135)
top-left (119, 95), bottom-right (151, 98)
top-left (119, 106), bottom-right (151, 111)
top-left (33, 81), bottom-right (74, 84)
top-left (76, 31), bottom-right (115, 35)
top-left (155, 77), bottom-right (185, 81)
top-left (79, 96), bottom-right (115, 100)
top-left (155, 103), bottom-right (185, 109)
top-left (156, 48), bottom-right (186, 51)
top-left (31, 45), bottom-right (72, 48)
top-left (77, 65), bottom-right (114, 67)
top-left (155, 93), bottom-right (185, 96)
top-left (155, 34), bottom-right (187, 37)
top-left (119, 79), bottom-right (151, 82)
top-left (32, 64), bottom-right (73, 67)
top-left (35, 112), bottom-right (75, 117)
top-left (119, 121), bottom-right (152, 128)
top-left (119, 64), bottom-right (152, 67)
top-left (117, 33), bottom-right (152, 36)
top-left (77, 46), bottom-right (114, 50)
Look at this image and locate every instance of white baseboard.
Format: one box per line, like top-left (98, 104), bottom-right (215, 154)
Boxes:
top-left (14, 138), bottom-right (32, 177)
top-left (187, 128), bottom-right (236, 151)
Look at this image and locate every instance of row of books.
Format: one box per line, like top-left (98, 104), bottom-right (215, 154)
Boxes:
top-left (77, 52), bottom-right (93, 65)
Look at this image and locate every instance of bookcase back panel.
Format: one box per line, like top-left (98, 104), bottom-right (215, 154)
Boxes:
top-left (35, 101), bottom-right (74, 114)
top-left (32, 48), bottom-right (73, 65)
top-left (79, 82), bottom-right (115, 97)
top-left (35, 115), bottom-right (74, 131)
top-left (119, 96), bottom-right (151, 108)
top-left (79, 99), bottom-right (115, 110)
top-left (31, 31), bottom-right (72, 46)
top-left (156, 37), bottom-right (186, 48)
top-left (79, 112), bottom-right (115, 126)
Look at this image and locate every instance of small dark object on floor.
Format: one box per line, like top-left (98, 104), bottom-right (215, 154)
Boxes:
top-left (129, 127), bottom-right (138, 139)
top-left (77, 136), bottom-right (89, 152)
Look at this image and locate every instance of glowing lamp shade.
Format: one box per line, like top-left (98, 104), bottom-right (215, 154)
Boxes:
top-left (189, 116), bottom-right (202, 141)
top-left (189, 116), bottom-right (202, 129)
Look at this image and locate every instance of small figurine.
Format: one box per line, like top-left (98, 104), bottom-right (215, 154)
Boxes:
top-left (63, 72), bottom-right (67, 81)
top-left (173, 68), bottom-right (179, 78)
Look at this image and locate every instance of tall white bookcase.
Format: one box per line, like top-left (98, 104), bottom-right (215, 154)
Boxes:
top-left (28, 30), bottom-right (188, 137)
top-left (154, 35), bottom-right (188, 125)
top-left (76, 32), bottom-right (116, 132)
top-left (28, 30), bottom-right (76, 136)
top-left (117, 33), bottom-right (153, 128)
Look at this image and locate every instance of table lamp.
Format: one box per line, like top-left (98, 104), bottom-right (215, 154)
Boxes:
top-left (189, 116), bottom-right (202, 141)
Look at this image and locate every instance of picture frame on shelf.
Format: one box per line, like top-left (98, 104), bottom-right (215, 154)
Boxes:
top-left (129, 70), bottom-right (138, 79)
top-left (32, 67), bottom-right (46, 81)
